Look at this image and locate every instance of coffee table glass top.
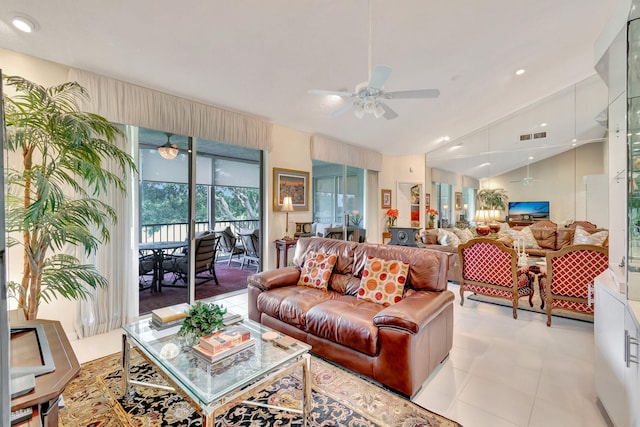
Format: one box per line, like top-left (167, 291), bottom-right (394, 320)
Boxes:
top-left (123, 318), bottom-right (310, 407)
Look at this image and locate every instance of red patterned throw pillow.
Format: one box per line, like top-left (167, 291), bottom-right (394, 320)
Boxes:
top-left (357, 256), bottom-right (409, 306)
top-left (297, 251), bottom-right (338, 290)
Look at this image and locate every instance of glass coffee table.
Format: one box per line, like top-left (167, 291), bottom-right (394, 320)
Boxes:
top-left (122, 318), bottom-right (312, 426)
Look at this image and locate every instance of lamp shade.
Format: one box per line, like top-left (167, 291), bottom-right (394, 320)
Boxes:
top-left (475, 209), bottom-right (491, 223)
top-left (282, 196), bottom-right (294, 212)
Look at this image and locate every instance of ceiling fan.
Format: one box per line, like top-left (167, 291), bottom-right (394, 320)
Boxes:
top-left (308, 0), bottom-right (439, 120)
top-left (309, 66), bottom-right (440, 120)
top-left (509, 160), bottom-right (543, 185)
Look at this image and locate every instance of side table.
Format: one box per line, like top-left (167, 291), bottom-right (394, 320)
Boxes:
top-left (274, 238), bottom-right (297, 268)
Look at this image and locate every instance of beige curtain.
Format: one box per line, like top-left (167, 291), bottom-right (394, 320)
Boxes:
top-left (310, 135), bottom-right (382, 171)
top-left (68, 69), bottom-right (272, 151)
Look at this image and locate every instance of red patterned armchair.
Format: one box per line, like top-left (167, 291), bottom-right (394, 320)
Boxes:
top-left (458, 238), bottom-right (533, 319)
top-left (539, 244), bottom-right (608, 326)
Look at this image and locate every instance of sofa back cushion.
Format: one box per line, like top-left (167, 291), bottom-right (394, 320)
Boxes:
top-left (353, 243), bottom-right (449, 292)
top-left (530, 227), bottom-right (557, 250)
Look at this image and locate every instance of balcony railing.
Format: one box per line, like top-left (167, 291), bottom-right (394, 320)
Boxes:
top-left (140, 220), bottom-right (260, 244)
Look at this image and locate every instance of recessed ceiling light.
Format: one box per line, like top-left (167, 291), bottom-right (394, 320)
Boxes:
top-left (572, 138), bottom-right (577, 142)
top-left (11, 15), bottom-right (37, 33)
top-left (479, 162), bottom-right (491, 167)
top-left (540, 123), bottom-right (547, 127)
top-left (528, 156), bottom-right (534, 160)
top-left (572, 143), bottom-right (577, 147)
top-left (515, 69), bottom-right (526, 76)
top-left (442, 136), bottom-right (450, 142)
top-left (449, 144), bottom-right (462, 151)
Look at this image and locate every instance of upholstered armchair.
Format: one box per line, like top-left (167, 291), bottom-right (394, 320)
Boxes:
top-left (458, 238), bottom-right (534, 319)
top-left (539, 244), bottom-right (608, 326)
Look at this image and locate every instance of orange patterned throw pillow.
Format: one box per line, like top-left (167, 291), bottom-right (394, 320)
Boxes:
top-left (297, 251), bottom-right (338, 290)
top-left (357, 256), bottom-right (409, 306)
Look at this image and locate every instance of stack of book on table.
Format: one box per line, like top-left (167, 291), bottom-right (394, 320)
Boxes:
top-left (192, 325), bottom-right (255, 363)
top-left (150, 303), bottom-right (190, 329)
top-left (222, 312), bottom-right (243, 326)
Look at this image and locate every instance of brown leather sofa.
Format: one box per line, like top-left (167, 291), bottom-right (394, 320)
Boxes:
top-left (248, 237), bottom-right (454, 397)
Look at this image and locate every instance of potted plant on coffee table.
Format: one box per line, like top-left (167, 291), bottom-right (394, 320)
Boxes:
top-left (177, 302), bottom-right (228, 347)
top-left (4, 75), bottom-right (136, 320)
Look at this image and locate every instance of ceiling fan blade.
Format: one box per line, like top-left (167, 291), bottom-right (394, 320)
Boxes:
top-left (379, 102), bottom-right (398, 120)
top-left (385, 89), bottom-right (440, 99)
top-left (308, 89), bottom-right (356, 97)
top-left (368, 65), bottom-right (392, 90)
top-left (330, 102), bottom-right (356, 118)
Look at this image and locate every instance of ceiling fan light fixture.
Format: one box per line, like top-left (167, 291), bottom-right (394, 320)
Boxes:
top-left (158, 133), bottom-right (178, 159)
top-left (373, 102), bottom-right (385, 118)
top-left (354, 105), bottom-right (365, 119)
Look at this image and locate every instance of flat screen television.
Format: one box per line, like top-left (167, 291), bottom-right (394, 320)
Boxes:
top-left (508, 201), bottom-right (550, 220)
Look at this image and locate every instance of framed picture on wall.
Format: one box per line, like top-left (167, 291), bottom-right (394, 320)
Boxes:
top-left (455, 192), bottom-right (463, 210)
top-left (273, 167), bottom-right (310, 211)
top-left (381, 189), bottom-right (392, 209)
top-left (425, 193), bottom-right (431, 210)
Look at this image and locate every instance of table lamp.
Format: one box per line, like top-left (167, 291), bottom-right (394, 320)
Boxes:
top-left (282, 196), bottom-right (294, 239)
top-left (475, 209), bottom-right (491, 236)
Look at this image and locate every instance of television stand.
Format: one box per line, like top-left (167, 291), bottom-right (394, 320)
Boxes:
top-left (10, 320), bottom-right (80, 427)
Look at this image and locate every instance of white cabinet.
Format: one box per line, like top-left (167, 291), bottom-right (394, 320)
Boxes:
top-left (595, 274), bottom-right (640, 427)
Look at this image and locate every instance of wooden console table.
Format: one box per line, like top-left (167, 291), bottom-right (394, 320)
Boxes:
top-left (274, 238), bottom-right (297, 268)
top-left (10, 319), bottom-right (80, 427)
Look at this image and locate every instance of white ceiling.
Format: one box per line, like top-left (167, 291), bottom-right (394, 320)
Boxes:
top-left (0, 1), bottom-right (619, 177)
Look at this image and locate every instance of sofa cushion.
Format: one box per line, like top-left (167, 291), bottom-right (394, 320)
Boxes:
top-left (420, 228), bottom-right (439, 244)
top-left (453, 227), bottom-right (474, 244)
top-left (531, 227), bottom-right (557, 250)
top-left (357, 256), bottom-right (409, 306)
top-left (437, 228), bottom-right (460, 246)
top-left (306, 295), bottom-right (384, 356)
top-left (506, 226), bottom-right (541, 249)
top-left (256, 286), bottom-right (340, 329)
top-left (573, 226), bottom-right (608, 246)
top-left (297, 251), bottom-right (337, 289)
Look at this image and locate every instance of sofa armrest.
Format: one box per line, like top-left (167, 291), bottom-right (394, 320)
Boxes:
top-left (247, 267), bottom-right (301, 291)
top-left (373, 290), bottom-right (455, 333)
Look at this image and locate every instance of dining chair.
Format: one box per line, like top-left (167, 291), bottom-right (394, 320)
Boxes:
top-left (213, 227), bottom-right (244, 266)
top-left (237, 229), bottom-right (260, 271)
top-left (458, 238), bottom-right (534, 319)
top-left (539, 244), bottom-right (608, 326)
top-left (163, 232), bottom-right (220, 288)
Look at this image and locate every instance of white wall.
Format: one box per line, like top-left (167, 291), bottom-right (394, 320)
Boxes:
top-left (487, 142), bottom-right (606, 226)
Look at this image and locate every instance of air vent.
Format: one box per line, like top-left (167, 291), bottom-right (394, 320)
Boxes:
top-left (533, 131), bottom-right (547, 139)
top-left (520, 134), bottom-right (532, 141)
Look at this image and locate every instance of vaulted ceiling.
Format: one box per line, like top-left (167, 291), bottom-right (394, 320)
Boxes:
top-left (0, 1), bottom-right (618, 177)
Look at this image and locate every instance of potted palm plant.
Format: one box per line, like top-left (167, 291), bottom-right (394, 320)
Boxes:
top-left (477, 188), bottom-right (508, 210)
top-left (4, 75), bottom-right (136, 320)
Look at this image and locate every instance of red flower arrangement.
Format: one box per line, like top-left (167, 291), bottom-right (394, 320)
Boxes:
top-left (427, 209), bottom-right (439, 221)
top-left (386, 209), bottom-right (399, 228)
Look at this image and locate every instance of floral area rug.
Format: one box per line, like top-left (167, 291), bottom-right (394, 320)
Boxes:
top-left (59, 349), bottom-right (461, 426)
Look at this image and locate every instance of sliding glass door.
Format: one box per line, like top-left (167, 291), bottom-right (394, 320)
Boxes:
top-left (137, 128), bottom-right (261, 315)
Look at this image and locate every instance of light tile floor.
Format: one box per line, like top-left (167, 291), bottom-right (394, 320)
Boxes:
top-left (70, 285), bottom-right (611, 427)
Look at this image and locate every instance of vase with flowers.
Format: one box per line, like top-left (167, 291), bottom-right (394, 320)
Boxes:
top-left (427, 209), bottom-right (439, 228)
top-left (385, 208), bottom-right (399, 231)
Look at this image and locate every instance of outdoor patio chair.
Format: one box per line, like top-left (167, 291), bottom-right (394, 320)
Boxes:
top-left (238, 229), bottom-right (260, 271)
top-left (138, 250), bottom-right (156, 290)
top-left (539, 244), bottom-right (608, 326)
top-left (213, 227), bottom-right (244, 266)
top-left (458, 237), bottom-right (534, 319)
top-left (162, 232), bottom-right (220, 288)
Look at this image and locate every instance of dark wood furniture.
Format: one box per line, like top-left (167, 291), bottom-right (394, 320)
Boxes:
top-left (274, 238), bottom-right (297, 268)
top-left (10, 319), bottom-right (80, 427)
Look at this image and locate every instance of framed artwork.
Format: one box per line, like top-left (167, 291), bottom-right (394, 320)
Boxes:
top-left (381, 189), bottom-right (392, 209)
top-left (273, 167), bottom-right (310, 211)
top-left (455, 192), bottom-right (463, 210)
top-left (425, 193), bottom-right (431, 210)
